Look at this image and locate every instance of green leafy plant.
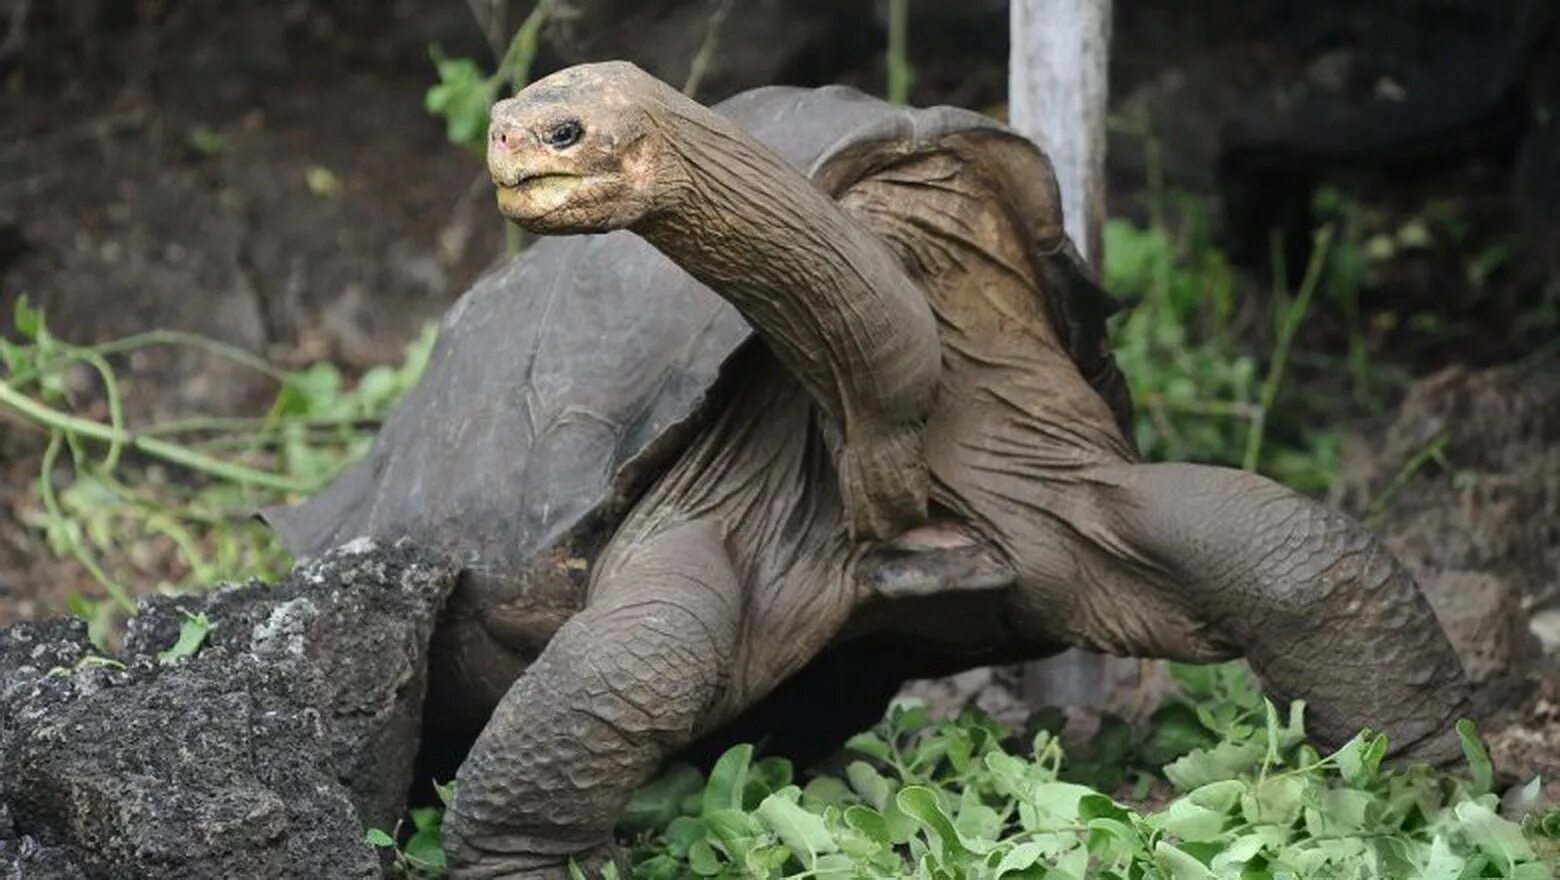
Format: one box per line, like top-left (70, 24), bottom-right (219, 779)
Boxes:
top-left (1104, 210), bottom-right (1341, 492)
top-left (885, 0), bottom-right (914, 104)
top-left (0, 296), bottom-right (437, 631)
top-left (383, 664), bottom-right (1556, 879)
top-left (426, 0), bottom-right (555, 152)
top-left (156, 609), bottom-right (211, 663)
top-left (620, 680), bottom-right (1553, 877)
top-left (370, 780), bottom-right (457, 878)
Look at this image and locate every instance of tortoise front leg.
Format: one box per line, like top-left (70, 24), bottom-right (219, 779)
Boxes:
top-left (443, 520), bottom-right (742, 879)
top-left (1012, 462), bottom-right (1472, 763)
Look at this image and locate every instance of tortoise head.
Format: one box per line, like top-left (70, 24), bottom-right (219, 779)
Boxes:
top-left (487, 61), bottom-right (681, 233)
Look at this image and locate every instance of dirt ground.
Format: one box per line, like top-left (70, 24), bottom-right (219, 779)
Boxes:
top-left (1, 0), bottom-right (1556, 778)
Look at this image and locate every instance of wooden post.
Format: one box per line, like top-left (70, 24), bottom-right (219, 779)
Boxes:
top-left (1009, 0), bottom-right (1114, 709)
top-left (1008, 0), bottom-right (1110, 266)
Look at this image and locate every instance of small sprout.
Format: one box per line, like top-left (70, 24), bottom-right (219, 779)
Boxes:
top-left (1456, 718), bottom-right (1494, 795)
top-left (186, 125), bottom-right (230, 157)
top-left (365, 827), bottom-right (396, 848)
top-left (46, 654), bottom-right (128, 677)
top-left (304, 166), bottom-right (342, 199)
top-left (157, 610), bottom-right (212, 664)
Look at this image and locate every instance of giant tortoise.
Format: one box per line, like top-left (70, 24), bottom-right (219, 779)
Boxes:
top-left (265, 61), bottom-right (1471, 878)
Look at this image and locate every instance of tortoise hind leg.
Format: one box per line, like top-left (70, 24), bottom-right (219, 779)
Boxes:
top-left (1011, 461), bottom-right (1471, 764)
top-left (443, 519), bottom-right (742, 879)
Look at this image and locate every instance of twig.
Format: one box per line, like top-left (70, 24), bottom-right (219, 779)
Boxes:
top-left (682, 0), bottom-right (734, 97)
top-left (886, 0), bottom-right (913, 104)
top-left (137, 413), bottom-right (380, 437)
top-left (0, 383), bottom-right (316, 494)
top-left (38, 431), bottom-right (135, 613)
top-left (497, 0), bottom-right (555, 92)
top-left (1363, 431), bottom-right (1449, 528)
top-left (1243, 225), bottom-right (1334, 472)
top-left (5, 328), bottom-right (289, 389)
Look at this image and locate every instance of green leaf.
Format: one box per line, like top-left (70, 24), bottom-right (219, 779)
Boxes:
top-left (1264, 698), bottom-right (1307, 752)
top-left (703, 744), bottom-right (753, 814)
top-left (364, 827), bottom-right (395, 848)
top-left (1079, 794), bottom-right (1129, 823)
top-left (622, 763), bottom-right (703, 833)
top-left (846, 732), bottom-right (892, 762)
top-left (749, 756), bottom-right (794, 800)
top-left (424, 45), bottom-right (501, 151)
top-left (1142, 702), bottom-right (1219, 766)
top-left (1209, 833), bottom-right (1265, 873)
top-left (755, 790), bottom-right (837, 867)
top-left (409, 805), bottom-right (442, 833)
top-left (897, 785), bottom-right (991, 860)
top-left (628, 854), bottom-right (676, 880)
top-left (802, 776), bottom-right (857, 809)
top-left (13, 294), bottom-right (42, 339)
top-left (1302, 788), bottom-right (1372, 838)
top-left (743, 843), bottom-right (792, 877)
top-left (1186, 779), bottom-right (1246, 814)
top-left (843, 805), bottom-right (891, 845)
top-left (703, 808), bottom-right (764, 866)
top-left (157, 611), bottom-right (211, 663)
top-left (1453, 799), bottom-right (1535, 864)
top-left (687, 839), bottom-right (723, 876)
top-left (663, 816), bottom-right (708, 858)
top-left (846, 761), bottom-right (893, 810)
top-left (403, 827), bottom-right (446, 871)
top-left (1026, 781), bottom-right (1096, 824)
top-left (1154, 841), bottom-right (1216, 879)
top-left (1061, 714), bottom-right (1133, 791)
top-left (1154, 796), bottom-right (1231, 843)
top-left (304, 165), bottom-right (341, 199)
top-left (186, 124), bottom-right (229, 156)
top-left (1333, 731), bottom-right (1388, 787)
top-left (992, 841), bottom-right (1045, 877)
top-left (1164, 740), bottom-right (1264, 790)
top-left (1455, 718), bottom-right (1494, 795)
top-left (1240, 775), bottom-right (1305, 827)
top-left (1418, 836), bottom-right (1466, 880)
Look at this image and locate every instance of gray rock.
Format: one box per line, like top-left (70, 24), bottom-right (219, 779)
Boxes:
top-left (0, 541), bottom-right (457, 880)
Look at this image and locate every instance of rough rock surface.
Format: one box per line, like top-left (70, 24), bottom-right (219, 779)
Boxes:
top-left (0, 541), bottom-right (457, 879)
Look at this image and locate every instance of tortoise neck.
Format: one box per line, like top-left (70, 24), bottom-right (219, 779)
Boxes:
top-left (630, 105), bottom-right (885, 411)
top-left (627, 92), bottom-right (940, 540)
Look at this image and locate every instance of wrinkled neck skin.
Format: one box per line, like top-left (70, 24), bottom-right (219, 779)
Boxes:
top-left (629, 95), bottom-right (940, 540)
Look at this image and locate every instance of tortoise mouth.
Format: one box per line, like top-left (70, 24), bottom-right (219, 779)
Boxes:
top-left (493, 173), bottom-right (589, 222)
top-left (510, 172), bottom-right (582, 188)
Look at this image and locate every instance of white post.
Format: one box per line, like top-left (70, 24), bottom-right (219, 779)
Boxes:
top-left (1008, 0), bottom-right (1110, 267)
top-left (1009, 0), bottom-right (1114, 709)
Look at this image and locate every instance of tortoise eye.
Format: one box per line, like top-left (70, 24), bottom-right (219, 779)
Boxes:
top-left (544, 120), bottom-right (583, 149)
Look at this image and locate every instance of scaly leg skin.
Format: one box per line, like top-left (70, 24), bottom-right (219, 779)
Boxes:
top-left (443, 520), bottom-right (742, 879)
top-left (1010, 462), bottom-right (1472, 764)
